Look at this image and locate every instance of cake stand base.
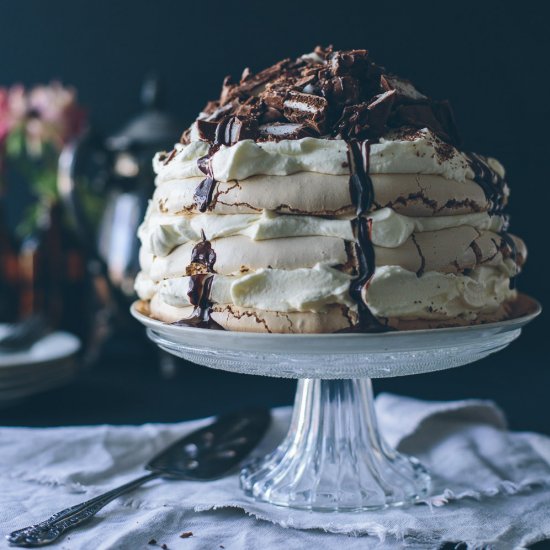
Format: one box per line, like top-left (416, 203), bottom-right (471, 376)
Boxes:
top-left (132, 295), bottom-right (540, 513)
top-left (240, 378), bottom-right (430, 511)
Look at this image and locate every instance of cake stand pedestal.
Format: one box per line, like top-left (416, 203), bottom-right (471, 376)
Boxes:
top-left (131, 296), bottom-right (540, 512)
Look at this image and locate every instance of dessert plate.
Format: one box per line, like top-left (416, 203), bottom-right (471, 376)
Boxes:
top-left (0, 328), bottom-right (81, 406)
top-left (131, 294), bottom-right (540, 380)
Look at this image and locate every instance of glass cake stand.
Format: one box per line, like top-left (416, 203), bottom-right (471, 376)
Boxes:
top-left (131, 295), bottom-right (540, 512)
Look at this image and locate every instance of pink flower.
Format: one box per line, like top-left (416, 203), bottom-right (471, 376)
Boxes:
top-left (27, 82), bottom-right (86, 149)
top-left (0, 88), bottom-right (9, 143)
top-left (1, 82), bottom-right (86, 161)
top-left (0, 86), bottom-right (25, 144)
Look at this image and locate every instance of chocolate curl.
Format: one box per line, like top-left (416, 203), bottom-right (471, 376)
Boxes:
top-left (219, 58), bottom-right (297, 106)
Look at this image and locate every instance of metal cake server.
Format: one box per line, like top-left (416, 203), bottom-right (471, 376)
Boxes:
top-left (7, 408), bottom-right (271, 547)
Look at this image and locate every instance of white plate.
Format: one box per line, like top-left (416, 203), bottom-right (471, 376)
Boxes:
top-left (131, 295), bottom-right (541, 379)
top-left (0, 327), bottom-right (82, 405)
top-left (0, 329), bottom-right (81, 369)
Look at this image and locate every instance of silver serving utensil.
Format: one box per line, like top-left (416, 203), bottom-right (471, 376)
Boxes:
top-left (7, 408), bottom-right (271, 547)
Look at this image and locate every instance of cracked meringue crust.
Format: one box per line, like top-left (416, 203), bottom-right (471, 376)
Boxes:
top-left (152, 172), bottom-right (491, 217)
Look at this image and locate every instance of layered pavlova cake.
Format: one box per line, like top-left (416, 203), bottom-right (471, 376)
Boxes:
top-left (135, 46), bottom-right (526, 332)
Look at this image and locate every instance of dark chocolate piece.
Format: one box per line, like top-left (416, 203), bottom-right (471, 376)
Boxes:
top-left (258, 122), bottom-right (318, 141)
top-left (328, 49), bottom-right (371, 79)
top-left (283, 91), bottom-right (329, 133)
top-left (390, 100), bottom-right (460, 146)
top-left (321, 75), bottom-right (361, 106)
top-left (335, 90), bottom-right (395, 139)
top-left (197, 116), bottom-right (259, 146)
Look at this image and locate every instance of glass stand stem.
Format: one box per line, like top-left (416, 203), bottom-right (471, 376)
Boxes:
top-left (240, 378), bottom-right (431, 511)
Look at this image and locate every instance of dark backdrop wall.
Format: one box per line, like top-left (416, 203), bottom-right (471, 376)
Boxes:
top-left (1, 0), bottom-right (548, 429)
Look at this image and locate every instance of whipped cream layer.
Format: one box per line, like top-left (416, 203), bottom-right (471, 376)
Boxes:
top-left (365, 265), bottom-right (516, 320)
top-left (154, 129), bottom-right (506, 186)
top-left (152, 264), bottom-right (355, 313)
top-left (136, 262), bottom-right (515, 320)
top-left (139, 208), bottom-right (504, 257)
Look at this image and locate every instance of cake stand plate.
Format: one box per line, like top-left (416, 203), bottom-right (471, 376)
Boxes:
top-left (131, 295), bottom-right (541, 512)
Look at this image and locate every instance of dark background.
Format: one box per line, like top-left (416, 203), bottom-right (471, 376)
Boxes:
top-left (0, 0), bottom-right (548, 432)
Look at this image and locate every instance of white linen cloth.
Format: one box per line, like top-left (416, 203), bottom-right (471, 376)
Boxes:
top-left (1, 394), bottom-right (549, 550)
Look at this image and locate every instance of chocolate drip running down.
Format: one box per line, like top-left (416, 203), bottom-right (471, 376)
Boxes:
top-left (346, 141), bottom-right (391, 332)
top-left (190, 232), bottom-right (217, 269)
top-left (194, 152), bottom-right (218, 212)
top-left (499, 232), bottom-right (519, 289)
top-left (466, 153), bottom-right (508, 214)
top-left (172, 236), bottom-right (224, 329)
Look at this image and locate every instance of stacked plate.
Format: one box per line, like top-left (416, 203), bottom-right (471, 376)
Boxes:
top-left (0, 325), bottom-right (81, 406)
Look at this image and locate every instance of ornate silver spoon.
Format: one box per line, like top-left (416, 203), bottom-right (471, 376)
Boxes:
top-left (7, 408), bottom-right (271, 547)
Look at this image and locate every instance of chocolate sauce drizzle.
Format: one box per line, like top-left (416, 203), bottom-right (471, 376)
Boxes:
top-left (194, 151), bottom-right (218, 212)
top-left (499, 232), bottom-right (519, 289)
top-left (466, 153), bottom-right (507, 214)
top-left (466, 154), bottom-right (520, 287)
top-left (171, 235), bottom-right (224, 330)
top-left (191, 231), bottom-right (217, 269)
top-left (346, 140), bottom-right (391, 332)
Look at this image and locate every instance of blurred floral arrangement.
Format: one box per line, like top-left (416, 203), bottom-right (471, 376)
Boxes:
top-left (0, 82), bottom-right (86, 233)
